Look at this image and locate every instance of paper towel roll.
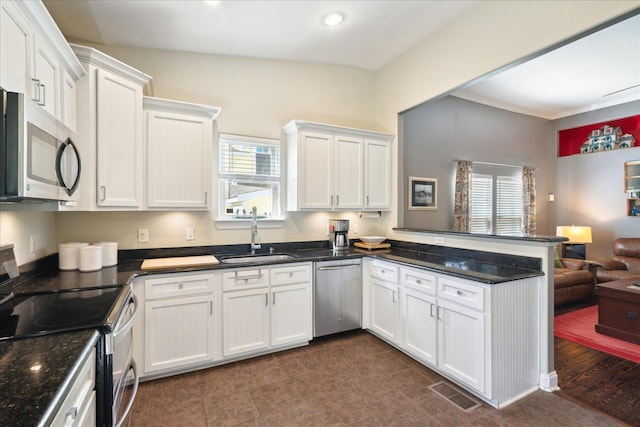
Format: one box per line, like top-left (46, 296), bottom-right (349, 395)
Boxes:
top-left (95, 242), bottom-right (118, 267)
top-left (59, 242), bottom-right (89, 270)
top-left (79, 245), bottom-right (103, 272)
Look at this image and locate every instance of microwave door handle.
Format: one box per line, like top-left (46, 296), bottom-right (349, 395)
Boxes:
top-left (55, 138), bottom-right (82, 196)
top-left (114, 360), bottom-right (140, 427)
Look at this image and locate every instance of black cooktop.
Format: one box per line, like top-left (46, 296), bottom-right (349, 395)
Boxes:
top-left (0, 287), bottom-right (124, 341)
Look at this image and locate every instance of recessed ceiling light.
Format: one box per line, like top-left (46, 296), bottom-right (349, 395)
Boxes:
top-left (202, 0), bottom-right (221, 6)
top-left (322, 11), bottom-right (345, 27)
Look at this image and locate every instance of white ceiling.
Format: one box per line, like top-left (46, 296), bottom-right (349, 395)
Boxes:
top-left (42, 0), bottom-right (476, 71)
top-left (43, 1), bottom-right (640, 120)
top-left (454, 13), bottom-right (640, 120)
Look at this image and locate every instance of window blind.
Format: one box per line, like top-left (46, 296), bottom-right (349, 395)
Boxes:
top-left (219, 137), bottom-right (280, 181)
top-left (470, 174), bottom-right (492, 233)
top-left (496, 176), bottom-right (523, 235)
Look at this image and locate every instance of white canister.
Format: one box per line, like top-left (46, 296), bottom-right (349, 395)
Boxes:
top-left (59, 242), bottom-right (89, 270)
top-left (95, 242), bottom-right (118, 267)
top-left (79, 245), bottom-right (103, 272)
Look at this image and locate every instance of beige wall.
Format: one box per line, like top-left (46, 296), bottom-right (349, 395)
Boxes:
top-left (4, 1), bottom-right (639, 264)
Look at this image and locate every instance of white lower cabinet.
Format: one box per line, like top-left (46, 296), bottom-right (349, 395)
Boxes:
top-left (222, 263), bottom-right (312, 357)
top-left (401, 286), bottom-right (437, 366)
top-left (437, 298), bottom-right (487, 393)
top-left (369, 278), bottom-right (400, 344)
top-left (222, 287), bottom-right (270, 356)
top-left (365, 258), bottom-right (538, 408)
top-left (134, 272), bottom-right (217, 376)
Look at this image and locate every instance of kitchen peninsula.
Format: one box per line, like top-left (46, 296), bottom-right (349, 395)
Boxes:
top-left (1, 233), bottom-right (560, 423)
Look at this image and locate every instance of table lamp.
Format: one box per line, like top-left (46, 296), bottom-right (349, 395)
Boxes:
top-left (556, 225), bottom-right (592, 260)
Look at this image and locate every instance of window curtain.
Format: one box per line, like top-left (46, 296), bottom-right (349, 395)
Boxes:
top-left (522, 166), bottom-right (536, 235)
top-left (453, 160), bottom-right (473, 231)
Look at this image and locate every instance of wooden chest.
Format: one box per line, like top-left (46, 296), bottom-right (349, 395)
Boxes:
top-left (595, 279), bottom-right (640, 344)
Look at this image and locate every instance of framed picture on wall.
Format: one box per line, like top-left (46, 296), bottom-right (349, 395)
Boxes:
top-left (408, 177), bottom-right (437, 210)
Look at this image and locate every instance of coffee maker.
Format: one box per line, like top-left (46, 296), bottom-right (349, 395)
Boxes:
top-left (329, 219), bottom-right (349, 251)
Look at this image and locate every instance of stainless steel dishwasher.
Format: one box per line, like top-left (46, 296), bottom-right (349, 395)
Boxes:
top-left (313, 259), bottom-right (362, 337)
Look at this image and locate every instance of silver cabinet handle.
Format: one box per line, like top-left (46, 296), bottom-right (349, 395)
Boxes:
top-left (272, 292), bottom-right (276, 305)
top-left (366, 195), bottom-right (369, 206)
top-left (31, 78), bottom-right (42, 103)
top-left (330, 195), bottom-right (333, 206)
top-left (416, 279), bottom-right (422, 285)
top-left (456, 290), bottom-right (463, 296)
top-left (265, 292), bottom-right (269, 306)
top-left (392, 290), bottom-right (397, 303)
top-left (39, 83), bottom-right (46, 106)
top-left (210, 300), bottom-right (213, 314)
top-left (317, 264), bottom-right (360, 271)
top-left (100, 185), bottom-right (107, 201)
top-left (437, 306), bottom-right (442, 320)
top-left (178, 283), bottom-right (184, 289)
top-left (336, 195), bottom-right (339, 206)
top-left (204, 191), bottom-right (208, 204)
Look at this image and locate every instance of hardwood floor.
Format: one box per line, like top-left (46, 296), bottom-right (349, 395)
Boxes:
top-left (554, 337), bottom-right (640, 426)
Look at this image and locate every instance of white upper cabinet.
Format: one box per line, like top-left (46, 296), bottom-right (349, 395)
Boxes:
top-left (0, 1), bottom-right (84, 125)
top-left (71, 44), bottom-right (152, 210)
top-left (364, 139), bottom-right (392, 209)
top-left (32, 33), bottom-right (59, 117)
top-left (1, 1), bottom-right (32, 95)
top-left (144, 97), bottom-right (220, 210)
top-left (284, 120), bottom-right (393, 211)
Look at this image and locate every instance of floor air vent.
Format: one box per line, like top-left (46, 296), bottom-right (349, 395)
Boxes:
top-left (429, 381), bottom-right (481, 412)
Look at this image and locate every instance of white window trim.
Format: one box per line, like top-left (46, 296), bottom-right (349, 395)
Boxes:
top-left (214, 133), bottom-right (286, 228)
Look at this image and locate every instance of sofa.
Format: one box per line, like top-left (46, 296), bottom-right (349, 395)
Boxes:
top-left (554, 257), bottom-right (594, 307)
top-left (593, 238), bottom-right (640, 283)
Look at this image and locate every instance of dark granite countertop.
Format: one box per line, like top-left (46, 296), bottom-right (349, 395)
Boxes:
top-left (393, 227), bottom-right (568, 243)
top-left (0, 330), bottom-right (99, 427)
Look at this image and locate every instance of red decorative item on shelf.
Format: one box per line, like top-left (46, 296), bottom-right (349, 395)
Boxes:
top-left (558, 114), bottom-right (640, 157)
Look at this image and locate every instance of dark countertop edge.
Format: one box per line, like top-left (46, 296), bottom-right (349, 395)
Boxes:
top-left (38, 330), bottom-right (100, 427)
top-left (368, 253), bottom-right (544, 284)
top-left (392, 228), bottom-right (568, 243)
top-left (123, 248), bottom-right (542, 285)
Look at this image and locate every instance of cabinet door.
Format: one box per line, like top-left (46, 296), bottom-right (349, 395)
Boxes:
top-left (32, 34), bottom-right (59, 118)
top-left (402, 287), bottom-right (437, 366)
top-left (364, 139), bottom-right (391, 210)
top-left (146, 110), bottom-right (212, 209)
top-left (334, 135), bottom-right (363, 209)
top-left (437, 299), bottom-right (486, 393)
top-left (222, 288), bottom-right (270, 356)
top-left (96, 68), bottom-right (143, 207)
top-left (299, 132), bottom-right (333, 209)
top-left (370, 278), bottom-right (400, 344)
top-left (145, 294), bottom-right (215, 373)
top-left (61, 69), bottom-right (76, 131)
top-left (0, 1), bottom-right (31, 95)
top-left (271, 283), bottom-right (312, 347)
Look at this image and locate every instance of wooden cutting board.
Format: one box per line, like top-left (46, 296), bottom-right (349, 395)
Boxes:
top-left (354, 242), bottom-right (391, 250)
top-left (141, 255), bottom-right (219, 271)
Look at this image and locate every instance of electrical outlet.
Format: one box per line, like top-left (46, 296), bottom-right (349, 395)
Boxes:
top-left (352, 222), bottom-right (359, 234)
top-left (435, 236), bottom-right (445, 244)
top-left (138, 228), bottom-right (149, 243)
top-left (186, 228), bottom-right (194, 241)
top-left (30, 236), bottom-right (36, 253)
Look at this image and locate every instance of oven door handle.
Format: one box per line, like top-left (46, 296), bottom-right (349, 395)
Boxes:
top-left (114, 359), bottom-right (139, 427)
top-left (113, 294), bottom-right (138, 339)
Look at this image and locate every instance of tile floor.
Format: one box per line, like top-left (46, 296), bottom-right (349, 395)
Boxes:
top-left (126, 331), bottom-right (623, 426)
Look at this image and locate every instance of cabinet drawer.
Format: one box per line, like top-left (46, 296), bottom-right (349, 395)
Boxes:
top-left (145, 273), bottom-right (215, 299)
top-left (223, 268), bottom-right (268, 291)
top-left (271, 263), bottom-right (311, 286)
top-left (370, 260), bottom-right (399, 283)
top-left (438, 277), bottom-right (485, 311)
top-left (401, 267), bottom-right (436, 295)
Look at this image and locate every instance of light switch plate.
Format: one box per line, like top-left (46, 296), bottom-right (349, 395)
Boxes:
top-left (138, 228), bottom-right (149, 243)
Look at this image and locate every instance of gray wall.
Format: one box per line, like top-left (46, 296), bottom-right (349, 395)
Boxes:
top-left (552, 100), bottom-right (640, 259)
top-left (401, 96), bottom-right (554, 234)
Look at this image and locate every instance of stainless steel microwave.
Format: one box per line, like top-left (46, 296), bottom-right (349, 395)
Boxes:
top-left (0, 89), bottom-right (81, 202)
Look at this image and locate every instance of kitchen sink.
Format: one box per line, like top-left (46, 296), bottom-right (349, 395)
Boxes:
top-left (219, 253), bottom-right (297, 264)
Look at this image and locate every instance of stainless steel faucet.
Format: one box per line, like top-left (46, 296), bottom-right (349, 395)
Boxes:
top-left (250, 206), bottom-right (261, 254)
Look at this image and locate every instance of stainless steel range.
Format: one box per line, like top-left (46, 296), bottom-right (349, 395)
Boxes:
top-left (0, 245), bottom-right (138, 426)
